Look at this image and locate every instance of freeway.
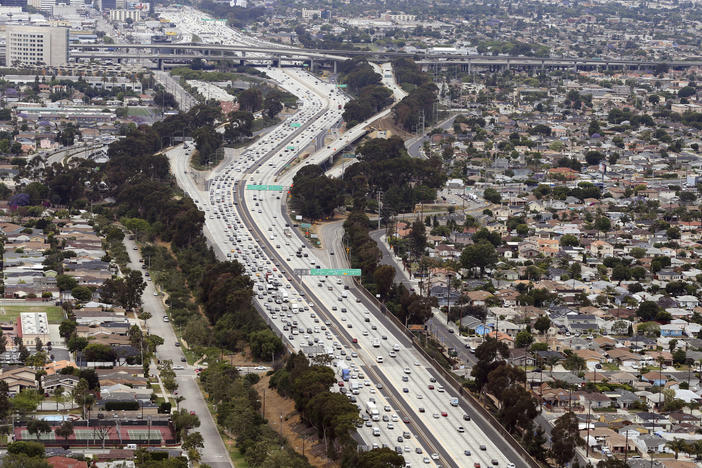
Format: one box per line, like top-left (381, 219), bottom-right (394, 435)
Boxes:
top-left (69, 43), bottom-right (702, 68)
top-left (196, 66), bottom-right (528, 467)
top-left (234, 69), bottom-right (526, 468)
top-left (161, 7), bottom-right (528, 467)
top-left (170, 68), bottom-right (431, 464)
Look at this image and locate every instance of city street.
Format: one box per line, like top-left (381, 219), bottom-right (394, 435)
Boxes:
top-left (123, 237), bottom-right (233, 468)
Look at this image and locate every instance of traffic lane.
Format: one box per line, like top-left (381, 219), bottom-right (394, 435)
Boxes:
top-left (427, 316), bottom-right (477, 365)
top-left (380, 352), bottom-right (502, 467)
top-left (177, 374), bottom-right (233, 468)
top-left (368, 230), bottom-right (413, 290)
top-left (122, 237), bottom-right (233, 468)
top-left (422, 359), bottom-right (526, 467)
top-left (367, 365), bottom-right (457, 468)
top-left (325, 251), bottom-right (526, 463)
top-left (239, 195), bottom-right (423, 453)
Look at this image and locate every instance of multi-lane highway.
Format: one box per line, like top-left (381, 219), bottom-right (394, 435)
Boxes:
top-left (169, 69), bottom-right (525, 468)
top-left (161, 7), bottom-right (525, 468)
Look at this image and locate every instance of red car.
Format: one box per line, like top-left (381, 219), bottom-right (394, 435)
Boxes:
top-left (441, 411), bottom-right (447, 417)
top-left (352, 338), bottom-right (358, 343)
top-left (474, 464), bottom-right (481, 468)
top-left (428, 385), bottom-right (434, 390)
top-left (402, 416), bottom-right (410, 424)
top-left (338, 381), bottom-right (344, 387)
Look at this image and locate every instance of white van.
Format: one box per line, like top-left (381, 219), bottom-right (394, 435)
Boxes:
top-left (376, 356), bottom-right (384, 363)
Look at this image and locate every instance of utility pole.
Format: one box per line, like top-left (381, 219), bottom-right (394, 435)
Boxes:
top-left (446, 273), bottom-right (452, 324)
top-left (586, 400), bottom-right (592, 457)
top-left (377, 191), bottom-right (383, 230)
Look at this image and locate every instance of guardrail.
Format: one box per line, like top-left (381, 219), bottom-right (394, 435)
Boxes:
top-left (350, 274), bottom-right (543, 468)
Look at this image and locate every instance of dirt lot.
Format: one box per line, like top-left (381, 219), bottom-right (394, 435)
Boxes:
top-left (254, 375), bottom-right (339, 468)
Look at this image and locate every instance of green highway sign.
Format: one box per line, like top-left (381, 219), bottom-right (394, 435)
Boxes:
top-left (246, 185), bottom-right (285, 191)
top-left (290, 123), bottom-right (301, 128)
top-left (300, 222), bottom-right (312, 228)
top-left (342, 152), bottom-right (355, 158)
top-left (336, 84), bottom-right (348, 88)
top-left (310, 268), bottom-right (361, 276)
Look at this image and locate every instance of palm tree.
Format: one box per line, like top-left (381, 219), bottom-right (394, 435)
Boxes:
top-left (666, 438), bottom-right (689, 459)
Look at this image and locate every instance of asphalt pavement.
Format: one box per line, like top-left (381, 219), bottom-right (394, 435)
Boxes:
top-left (405, 114), bottom-right (459, 158)
top-left (122, 237), bottom-right (233, 468)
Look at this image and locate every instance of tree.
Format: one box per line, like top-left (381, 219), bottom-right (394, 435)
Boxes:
top-left (248, 329), bottom-right (284, 360)
top-left (550, 412), bottom-right (584, 467)
top-left (472, 227), bottom-right (502, 247)
top-left (637, 301), bottom-right (661, 321)
top-left (72, 378), bottom-right (91, 418)
top-left (408, 220), bottom-right (427, 258)
top-left (26, 418), bottom-right (51, 441)
top-left (11, 389), bottom-right (42, 416)
top-left (172, 408), bottom-right (200, 440)
top-left (666, 438), bottom-right (690, 459)
top-left (351, 447), bottom-right (405, 468)
top-left (238, 87), bottom-right (263, 112)
top-left (483, 187), bottom-right (501, 204)
top-left (193, 125), bottom-right (223, 166)
top-left (264, 96), bottom-right (283, 119)
top-left (224, 111), bottom-right (254, 143)
top-left (54, 420), bottom-right (74, 445)
top-left (612, 264), bottom-right (632, 282)
top-left (584, 150), bottom-right (604, 166)
top-left (56, 274), bottom-right (78, 291)
top-left (373, 265), bottom-right (395, 298)
top-left (6, 440), bottom-right (45, 458)
top-left (92, 421), bottom-right (112, 449)
top-left (181, 431), bottom-right (204, 451)
top-left (588, 119), bottom-right (601, 136)
top-left (1, 453), bottom-right (51, 468)
top-left (673, 348), bottom-right (687, 365)
top-left (594, 216), bottom-right (611, 232)
top-left (58, 320), bottom-right (76, 340)
top-left (460, 241), bottom-right (498, 276)
top-left (514, 330), bottom-right (534, 349)
top-left (559, 234), bottom-right (579, 247)
top-left (70, 286), bottom-right (92, 302)
top-left (52, 386), bottom-right (63, 411)
top-left (534, 315), bottom-right (551, 334)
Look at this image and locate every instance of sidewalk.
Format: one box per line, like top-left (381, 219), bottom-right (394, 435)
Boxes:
top-left (377, 233), bottom-right (419, 289)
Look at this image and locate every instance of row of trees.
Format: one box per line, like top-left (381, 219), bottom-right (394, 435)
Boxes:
top-left (391, 59), bottom-right (438, 132)
top-left (270, 352), bottom-right (403, 466)
top-left (201, 360), bottom-right (311, 467)
top-left (337, 58), bottom-right (394, 126)
top-left (290, 165), bottom-right (345, 220)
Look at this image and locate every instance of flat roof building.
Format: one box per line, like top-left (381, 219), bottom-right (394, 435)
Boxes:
top-left (18, 312), bottom-right (49, 346)
top-left (6, 25), bottom-right (69, 67)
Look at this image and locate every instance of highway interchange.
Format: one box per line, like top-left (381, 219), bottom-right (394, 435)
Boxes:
top-left (163, 8), bottom-right (524, 468)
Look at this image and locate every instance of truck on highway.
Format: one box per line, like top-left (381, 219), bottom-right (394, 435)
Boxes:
top-left (283, 228), bottom-right (292, 238)
top-left (366, 401), bottom-right (380, 421)
top-left (338, 362), bottom-right (350, 381)
top-left (281, 290), bottom-right (289, 302)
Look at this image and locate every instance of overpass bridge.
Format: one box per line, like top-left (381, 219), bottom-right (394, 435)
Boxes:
top-left (69, 43), bottom-right (702, 72)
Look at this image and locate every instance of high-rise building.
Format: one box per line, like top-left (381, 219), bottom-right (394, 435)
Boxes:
top-left (5, 25), bottom-right (69, 67)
